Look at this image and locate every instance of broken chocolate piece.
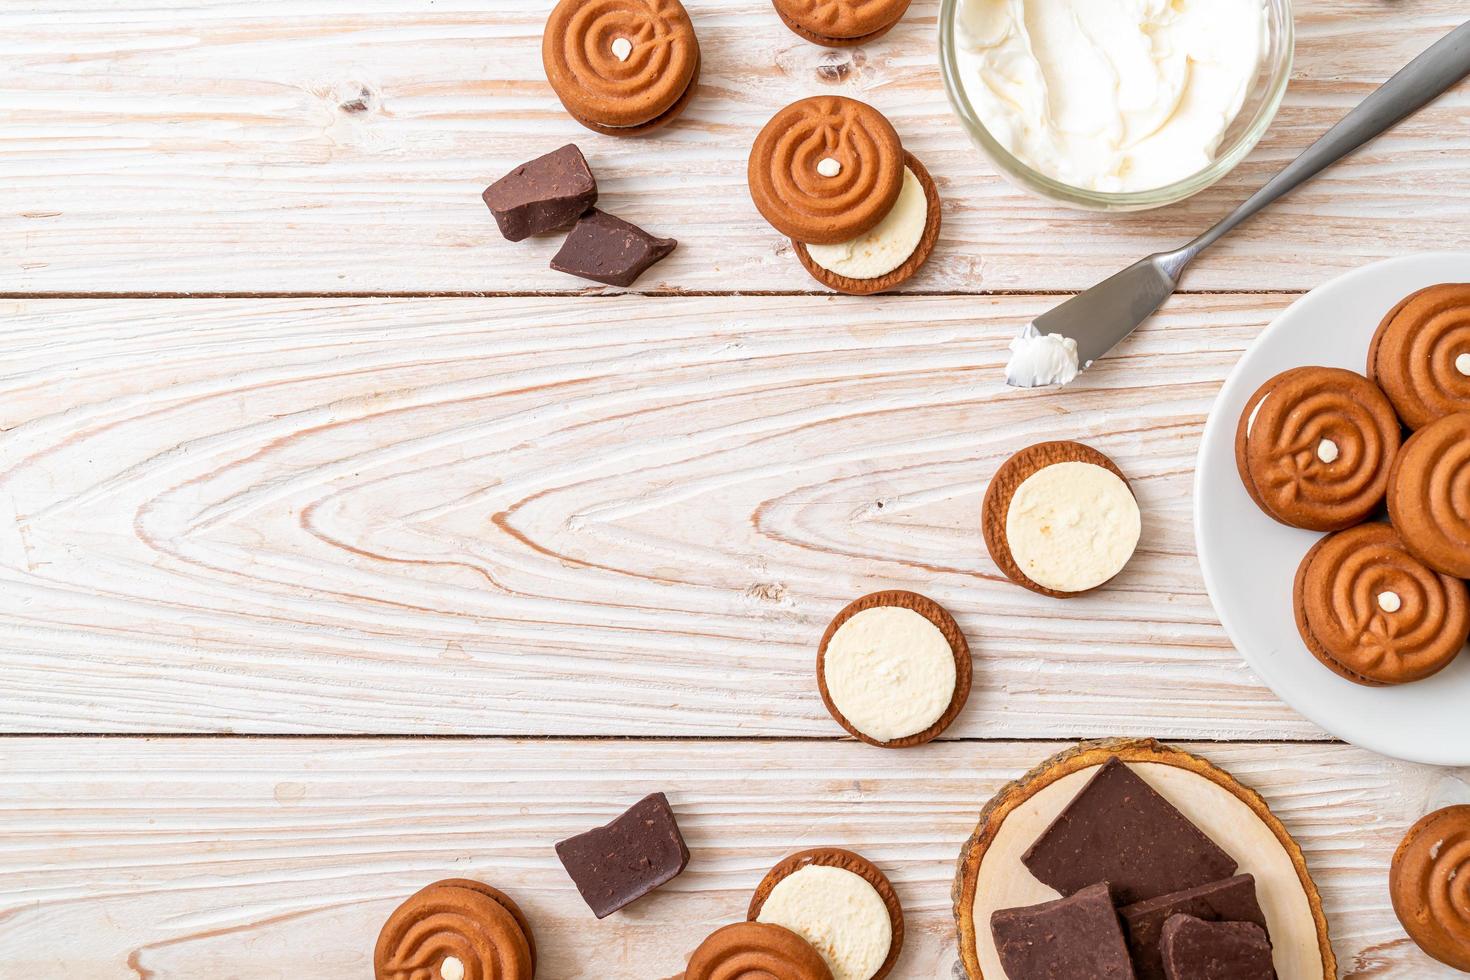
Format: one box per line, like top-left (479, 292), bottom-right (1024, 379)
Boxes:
top-left (554, 791), bottom-right (689, 918)
top-left (1121, 874), bottom-right (1267, 980)
top-left (991, 882), bottom-right (1136, 980)
top-left (1022, 757), bottom-right (1238, 905)
top-left (1161, 914), bottom-right (1276, 980)
top-left (483, 144), bottom-right (597, 242)
top-left (550, 209), bottom-right (676, 287)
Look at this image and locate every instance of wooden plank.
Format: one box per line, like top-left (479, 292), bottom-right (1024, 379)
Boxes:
top-left (0, 737), bottom-right (1458, 977)
top-left (0, 293), bottom-right (1334, 737)
top-left (0, 0), bottom-right (1467, 295)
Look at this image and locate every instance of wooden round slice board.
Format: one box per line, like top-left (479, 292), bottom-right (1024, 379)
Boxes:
top-left (951, 739), bottom-right (1335, 979)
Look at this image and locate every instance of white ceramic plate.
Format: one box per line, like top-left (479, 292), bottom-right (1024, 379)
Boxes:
top-left (1195, 252), bottom-right (1470, 766)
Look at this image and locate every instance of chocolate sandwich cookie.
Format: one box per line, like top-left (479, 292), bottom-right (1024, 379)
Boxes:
top-left (748, 848), bottom-right (903, 980)
top-left (990, 882), bottom-right (1136, 980)
top-left (1294, 522), bottom-right (1469, 686)
top-left (1160, 915), bottom-right (1275, 980)
top-left (771, 0), bottom-right (913, 47)
top-left (1235, 366), bottom-right (1401, 532)
top-left (749, 98), bottom-right (938, 293)
top-left (1368, 283), bottom-right (1470, 430)
top-left (1390, 805), bottom-right (1470, 972)
top-left (1387, 413), bottom-right (1470, 578)
top-left (375, 878), bottom-right (536, 980)
top-left (816, 590), bottom-right (970, 748)
top-left (685, 922), bottom-right (835, 980)
top-left (543, 0), bottom-right (700, 136)
top-left (982, 441), bottom-right (1141, 597)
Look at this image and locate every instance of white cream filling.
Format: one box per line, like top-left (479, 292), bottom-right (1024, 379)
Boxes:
top-left (954, 0), bottom-right (1265, 193)
top-left (806, 167), bottom-right (926, 280)
top-left (1378, 591), bottom-right (1402, 614)
top-left (1316, 439), bottom-right (1339, 464)
top-left (817, 156), bottom-right (843, 178)
top-left (1456, 352), bottom-right (1470, 377)
top-left (823, 606), bottom-right (956, 742)
top-left (610, 37), bottom-right (633, 61)
top-left (440, 956), bottom-right (465, 980)
top-left (1005, 460), bottom-right (1141, 592)
top-left (1005, 327), bottom-right (1080, 387)
top-left (757, 865), bottom-right (893, 980)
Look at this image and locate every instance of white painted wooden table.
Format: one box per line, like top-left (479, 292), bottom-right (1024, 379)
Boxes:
top-left (1, 2), bottom-right (1468, 977)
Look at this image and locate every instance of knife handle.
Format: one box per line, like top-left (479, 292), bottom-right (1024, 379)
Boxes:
top-left (1185, 19), bottom-right (1470, 259)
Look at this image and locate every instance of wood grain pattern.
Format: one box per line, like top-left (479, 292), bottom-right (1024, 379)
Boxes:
top-left (1, 0), bottom-right (1467, 295)
top-left (0, 293), bottom-right (1338, 737)
top-left (0, 737), bottom-right (1461, 978)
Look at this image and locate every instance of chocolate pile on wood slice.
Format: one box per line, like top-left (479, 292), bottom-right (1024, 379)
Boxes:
top-left (555, 791), bottom-right (689, 918)
top-left (991, 756), bottom-right (1278, 980)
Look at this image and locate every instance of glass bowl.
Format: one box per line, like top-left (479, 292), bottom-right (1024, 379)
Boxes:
top-left (937, 0), bottom-right (1295, 211)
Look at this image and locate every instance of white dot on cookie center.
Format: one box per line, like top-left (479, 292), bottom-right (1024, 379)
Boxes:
top-left (1456, 352), bottom-right (1470, 377)
top-left (1378, 591), bottom-right (1402, 613)
top-left (1316, 439), bottom-right (1339, 464)
top-left (611, 37), bottom-right (633, 61)
top-left (817, 156), bottom-right (842, 178)
top-left (439, 957), bottom-right (465, 980)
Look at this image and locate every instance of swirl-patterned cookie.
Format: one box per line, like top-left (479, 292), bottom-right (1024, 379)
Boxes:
top-left (772, 0), bottom-right (913, 46)
top-left (748, 97), bottom-right (904, 245)
top-left (543, 0), bottom-right (700, 135)
top-left (686, 922), bottom-right (835, 980)
top-left (1235, 366), bottom-right (1401, 531)
top-left (376, 878), bottom-right (536, 980)
top-left (1390, 806), bottom-right (1470, 972)
top-left (1388, 413), bottom-right (1470, 578)
top-left (1368, 283), bottom-right (1470, 430)
top-left (1293, 523), bottom-right (1469, 686)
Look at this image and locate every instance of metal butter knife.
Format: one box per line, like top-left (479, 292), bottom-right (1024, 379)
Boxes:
top-left (1009, 18), bottom-right (1470, 388)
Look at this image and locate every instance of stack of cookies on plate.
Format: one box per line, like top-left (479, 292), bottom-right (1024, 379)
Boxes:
top-left (1235, 283), bottom-right (1470, 686)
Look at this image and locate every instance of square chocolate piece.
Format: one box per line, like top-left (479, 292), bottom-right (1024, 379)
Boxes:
top-left (554, 791), bottom-right (689, 918)
top-left (1161, 914), bottom-right (1276, 980)
top-left (1022, 757), bottom-right (1238, 905)
top-left (550, 209), bottom-right (676, 288)
top-left (1120, 874), bottom-right (1267, 980)
top-left (483, 144), bottom-right (597, 242)
top-left (991, 881), bottom-right (1137, 980)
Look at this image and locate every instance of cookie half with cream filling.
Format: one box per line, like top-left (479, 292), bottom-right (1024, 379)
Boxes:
top-left (748, 97), bottom-right (939, 294)
top-left (982, 441), bottom-right (1141, 597)
top-left (816, 590), bottom-right (971, 748)
top-left (748, 848), bottom-right (904, 980)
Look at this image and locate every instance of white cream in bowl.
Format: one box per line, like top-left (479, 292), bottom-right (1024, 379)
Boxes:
top-left (954, 0), bottom-right (1265, 193)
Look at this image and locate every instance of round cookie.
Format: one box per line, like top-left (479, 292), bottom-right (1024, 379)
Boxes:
top-left (794, 152), bottom-right (941, 295)
top-left (816, 590), bottom-right (971, 748)
top-left (771, 0), bottom-right (912, 47)
top-left (376, 878), bottom-right (535, 980)
top-left (1235, 366), bottom-right (1401, 531)
top-left (1368, 283), bottom-right (1470, 430)
top-left (981, 441), bottom-right (1141, 598)
top-left (1293, 522), bottom-right (1469, 686)
top-left (542, 0), bottom-right (700, 136)
top-left (748, 97), bottom-right (904, 245)
top-left (1390, 805), bottom-right (1470, 973)
top-left (685, 921), bottom-right (835, 980)
top-left (1387, 413), bottom-right (1470, 578)
top-left (748, 848), bottom-right (904, 980)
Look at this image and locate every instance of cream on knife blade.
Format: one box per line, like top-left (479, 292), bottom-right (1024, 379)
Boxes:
top-left (954, 0), bottom-right (1265, 193)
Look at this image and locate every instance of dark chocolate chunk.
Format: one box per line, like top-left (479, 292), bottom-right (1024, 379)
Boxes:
top-left (1161, 914), bottom-right (1276, 980)
top-left (554, 791), bottom-right (689, 918)
top-left (1121, 874), bottom-right (1267, 980)
top-left (550, 209), bottom-right (676, 287)
top-left (991, 882), bottom-right (1137, 980)
top-left (483, 144), bottom-right (597, 242)
top-left (1022, 757), bottom-right (1238, 905)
